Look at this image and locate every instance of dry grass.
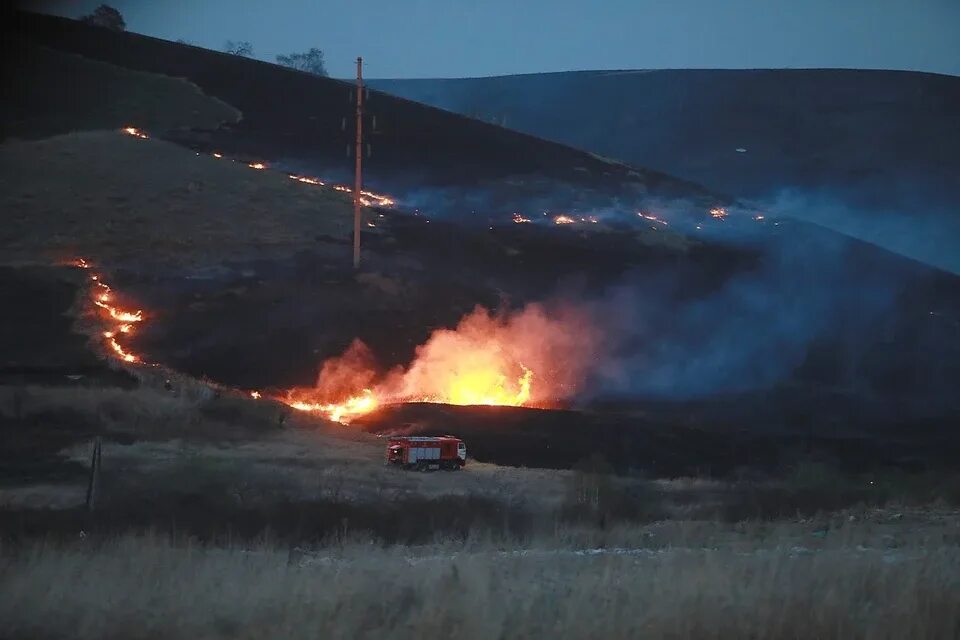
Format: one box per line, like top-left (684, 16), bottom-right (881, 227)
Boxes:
top-left (0, 527), bottom-right (957, 639)
top-left (0, 380), bottom-right (571, 511)
top-left (0, 131), bottom-right (367, 268)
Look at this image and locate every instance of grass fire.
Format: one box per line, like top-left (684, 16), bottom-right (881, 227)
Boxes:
top-left (282, 303), bottom-right (598, 423)
top-left (4, 8), bottom-right (960, 639)
top-left (71, 258), bottom-right (145, 364)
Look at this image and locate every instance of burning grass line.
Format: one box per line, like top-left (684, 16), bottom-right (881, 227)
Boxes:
top-left (72, 257), bottom-right (146, 366)
top-left (116, 126), bottom-right (397, 209)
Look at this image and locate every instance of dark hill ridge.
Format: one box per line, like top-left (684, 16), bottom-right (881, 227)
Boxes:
top-left (370, 69), bottom-right (960, 272)
top-left (4, 12), bottom-right (719, 219)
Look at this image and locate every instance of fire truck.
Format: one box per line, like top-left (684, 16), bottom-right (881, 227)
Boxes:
top-left (385, 436), bottom-right (467, 471)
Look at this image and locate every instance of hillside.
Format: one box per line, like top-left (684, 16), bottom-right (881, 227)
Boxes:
top-left (4, 12), bottom-right (719, 221)
top-left (2, 10), bottom-right (959, 480)
top-left (371, 69), bottom-right (960, 272)
top-left (0, 131), bottom-right (357, 268)
top-left (1, 39), bottom-right (239, 140)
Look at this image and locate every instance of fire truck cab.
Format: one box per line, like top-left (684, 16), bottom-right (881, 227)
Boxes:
top-left (386, 436), bottom-right (466, 471)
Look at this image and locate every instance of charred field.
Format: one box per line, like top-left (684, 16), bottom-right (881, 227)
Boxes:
top-left (2, 9), bottom-right (960, 543)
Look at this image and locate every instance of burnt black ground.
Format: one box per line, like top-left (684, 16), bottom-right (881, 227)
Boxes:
top-left (0, 267), bottom-right (136, 485)
top-left (124, 212), bottom-right (753, 389)
top-left (356, 401), bottom-right (960, 477)
top-left (0, 266), bottom-right (131, 386)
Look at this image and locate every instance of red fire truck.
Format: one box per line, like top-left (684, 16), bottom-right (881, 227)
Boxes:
top-left (385, 436), bottom-right (467, 471)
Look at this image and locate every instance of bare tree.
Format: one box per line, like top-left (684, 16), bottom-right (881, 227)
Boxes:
top-left (80, 4), bottom-right (126, 31)
top-left (276, 47), bottom-right (328, 76)
top-left (223, 40), bottom-right (254, 57)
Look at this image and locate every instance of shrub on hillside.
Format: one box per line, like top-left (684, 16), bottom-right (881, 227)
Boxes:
top-left (223, 40), bottom-right (253, 57)
top-left (80, 5), bottom-right (125, 31)
top-left (275, 48), bottom-right (328, 76)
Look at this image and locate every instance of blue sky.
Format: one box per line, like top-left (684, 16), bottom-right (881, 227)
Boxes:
top-left (36, 0), bottom-right (960, 79)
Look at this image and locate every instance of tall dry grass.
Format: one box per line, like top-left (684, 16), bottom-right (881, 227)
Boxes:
top-left (1, 531), bottom-right (958, 639)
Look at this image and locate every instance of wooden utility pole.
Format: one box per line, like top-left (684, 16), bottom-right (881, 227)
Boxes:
top-left (85, 436), bottom-right (102, 513)
top-left (353, 56), bottom-right (364, 269)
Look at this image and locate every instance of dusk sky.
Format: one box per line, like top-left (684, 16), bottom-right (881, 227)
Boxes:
top-left (35, 0), bottom-right (960, 79)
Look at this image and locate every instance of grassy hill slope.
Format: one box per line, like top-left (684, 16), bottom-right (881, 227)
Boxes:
top-left (5, 12), bottom-right (717, 214)
top-left (371, 69), bottom-right (960, 271)
top-left (0, 131), bottom-right (357, 268)
top-left (1, 40), bottom-right (239, 140)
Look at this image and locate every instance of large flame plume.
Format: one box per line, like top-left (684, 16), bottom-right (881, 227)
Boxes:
top-left (283, 304), bottom-right (600, 424)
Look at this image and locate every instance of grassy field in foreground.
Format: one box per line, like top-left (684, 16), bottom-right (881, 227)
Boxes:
top-left (1, 531), bottom-right (958, 640)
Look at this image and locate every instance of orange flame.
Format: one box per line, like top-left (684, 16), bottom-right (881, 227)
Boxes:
top-left (553, 215), bottom-right (576, 225)
top-left (512, 213), bottom-right (532, 224)
top-left (117, 129), bottom-right (396, 209)
top-left (73, 258), bottom-right (146, 365)
top-left (108, 337), bottom-right (138, 363)
top-left (289, 174), bottom-right (325, 186)
top-left (287, 389), bottom-right (379, 424)
top-left (638, 212), bottom-right (668, 226)
top-left (282, 304), bottom-right (598, 424)
top-left (709, 207), bottom-right (728, 219)
top-left (121, 126), bottom-right (149, 139)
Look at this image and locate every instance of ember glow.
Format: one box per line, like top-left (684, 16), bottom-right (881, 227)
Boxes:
top-left (638, 212), bottom-right (668, 226)
top-left (289, 174), bottom-right (325, 186)
top-left (359, 189), bottom-right (396, 208)
top-left (121, 126), bottom-right (148, 139)
top-left (552, 214), bottom-right (598, 225)
top-left (512, 213), bottom-right (532, 224)
top-left (282, 304), bottom-right (598, 424)
top-left (115, 128), bottom-right (397, 209)
top-left (73, 258), bottom-right (145, 364)
top-left (709, 207), bottom-right (728, 219)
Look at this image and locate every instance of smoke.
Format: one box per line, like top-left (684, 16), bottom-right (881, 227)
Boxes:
top-left (299, 227), bottom-right (903, 408)
top-left (313, 340), bottom-right (380, 401)
top-left (293, 302), bottom-right (603, 409)
top-left (588, 232), bottom-right (897, 399)
top-left (763, 188), bottom-right (960, 276)
top-left (288, 184), bottom-right (954, 412)
top-left (395, 303), bottom-right (600, 404)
